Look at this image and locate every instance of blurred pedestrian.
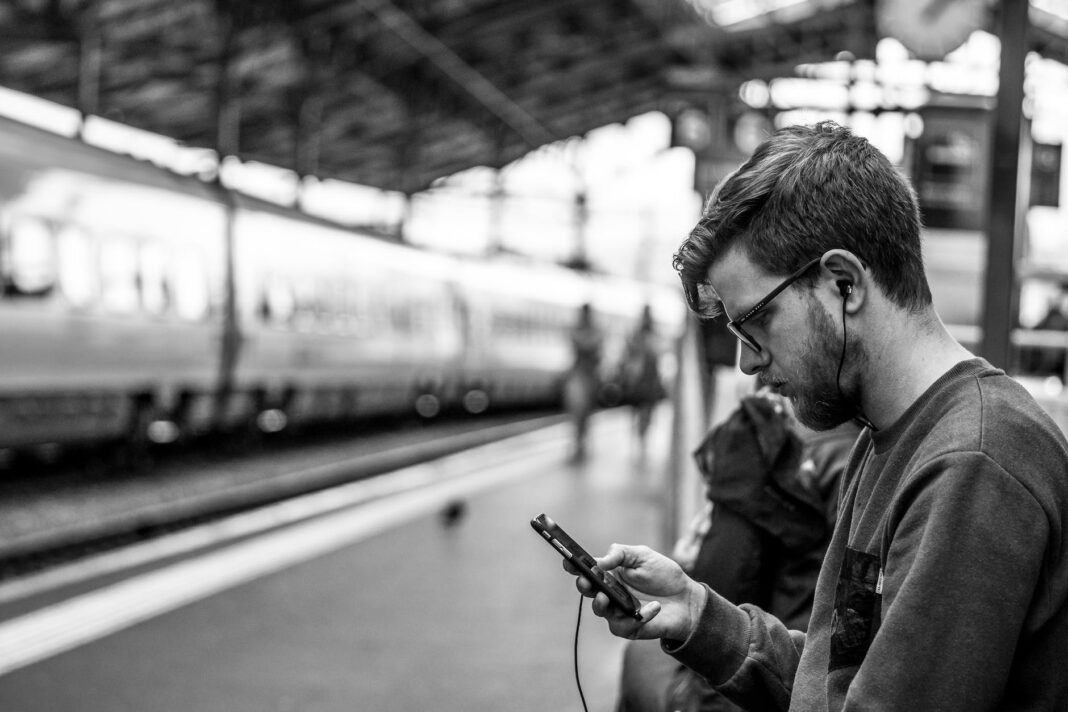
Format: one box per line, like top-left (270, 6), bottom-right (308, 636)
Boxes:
top-left (564, 121), bottom-right (1068, 711)
top-left (565, 303), bottom-right (603, 463)
top-left (616, 392), bottom-right (858, 712)
top-left (620, 305), bottom-right (666, 458)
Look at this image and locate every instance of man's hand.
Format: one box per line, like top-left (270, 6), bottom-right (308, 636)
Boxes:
top-left (564, 543), bottom-right (707, 641)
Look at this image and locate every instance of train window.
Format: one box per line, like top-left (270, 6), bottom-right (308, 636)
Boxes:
top-left (257, 292), bottom-right (271, 322)
top-left (392, 300), bottom-right (413, 333)
top-left (342, 284), bottom-right (360, 332)
top-left (312, 296), bottom-right (330, 331)
top-left (352, 285), bottom-right (373, 335)
top-left (263, 277), bottom-right (295, 325)
top-left (173, 251), bottom-right (210, 321)
top-left (292, 281), bottom-right (318, 331)
top-left (56, 225), bottom-right (98, 308)
top-left (413, 299), bottom-right (433, 334)
top-left (326, 281), bottom-right (347, 333)
top-left (367, 293), bottom-right (385, 332)
top-left (315, 279), bottom-right (336, 332)
top-left (7, 217), bottom-right (56, 296)
top-left (100, 236), bottom-right (140, 314)
top-left (139, 242), bottom-right (169, 315)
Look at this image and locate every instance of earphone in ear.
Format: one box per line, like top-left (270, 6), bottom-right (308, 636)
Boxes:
top-left (836, 280), bottom-right (853, 298)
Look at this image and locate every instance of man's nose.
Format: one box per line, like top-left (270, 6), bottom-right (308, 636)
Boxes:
top-left (738, 343), bottom-right (768, 375)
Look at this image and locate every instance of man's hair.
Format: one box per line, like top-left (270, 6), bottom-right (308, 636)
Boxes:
top-left (673, 121), bottom-right (931, 313)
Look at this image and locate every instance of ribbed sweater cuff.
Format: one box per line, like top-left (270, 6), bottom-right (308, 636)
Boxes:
top-left (661, 584), bottom-right (751, 686)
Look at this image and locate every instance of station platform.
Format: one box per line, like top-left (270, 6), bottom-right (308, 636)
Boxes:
top-left (462, 406), bottom-right (678, 712)
top-left (366, 404), bottom-right (682, 712)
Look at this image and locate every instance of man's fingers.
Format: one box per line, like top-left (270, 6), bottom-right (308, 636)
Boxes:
top-left (599, 543), bottom-right (658, 572)
top-left (590, 592), bottom-right (614, 617)
top-left (573, 573), bottom-right (595, 597)
top-left (638, 600), bottom-right (661, 622)
top-left (597, 544), bottom-right (628, 570)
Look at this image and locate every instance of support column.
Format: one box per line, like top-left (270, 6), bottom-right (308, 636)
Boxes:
top-left (571, 189), bottom-right (588, 271)
top-left (293, 30), bottom-right (331, 181)
top-left (980, 0), bottom-right (1029, 369)
top-left (394, 89), bottom-right (426, 229)
top-left (213, 10), bottom-right (241, 159)
top-left (76, 3), bottom-right (102, 122)
top-left (487, 127), bottom-right (507, 255)
top-left (295, 94), bottom-right (324, 178)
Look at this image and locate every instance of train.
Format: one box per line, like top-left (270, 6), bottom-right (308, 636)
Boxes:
top-left (0, 115), bottom-right (686, 456)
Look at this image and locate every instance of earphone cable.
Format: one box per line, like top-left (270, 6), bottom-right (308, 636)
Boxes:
top-left (575, 594), bottom-right (589, 712)
top-left (837, 290), bottom-right (877, 431)
top-left (836, 291), bottom-right (847, 396)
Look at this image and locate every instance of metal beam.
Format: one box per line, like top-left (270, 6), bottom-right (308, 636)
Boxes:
top-left (76, 1), bottom-right (102, 118)
top-left (212, 5), bottom-right (241, 158)
top-left (353, 0), bottom-right (557, 149)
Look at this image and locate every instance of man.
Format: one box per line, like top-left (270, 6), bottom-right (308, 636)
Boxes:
top-left (567, 122), bottom-right (1068, 710)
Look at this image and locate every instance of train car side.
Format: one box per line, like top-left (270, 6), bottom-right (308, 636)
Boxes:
top-left (455, 257), bottom-right (592, 411)
top-left (0, 117), bottom-right (230, 451)
top-left (227, 195), bottom-right (467, 428)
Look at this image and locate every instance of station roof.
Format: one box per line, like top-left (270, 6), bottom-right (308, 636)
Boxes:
top-left (1, 0), bottom-right (1066, 195)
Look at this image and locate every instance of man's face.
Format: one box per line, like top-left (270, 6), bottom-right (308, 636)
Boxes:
top-left (707, 246), bottom-right (858, 431)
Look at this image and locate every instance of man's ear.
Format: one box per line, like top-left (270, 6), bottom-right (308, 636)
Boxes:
top-left (820, 249), bottom-right (866, 312)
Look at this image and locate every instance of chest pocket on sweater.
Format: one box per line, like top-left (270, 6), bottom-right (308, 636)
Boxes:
top-left (829, 547), bottom-right (882, 671)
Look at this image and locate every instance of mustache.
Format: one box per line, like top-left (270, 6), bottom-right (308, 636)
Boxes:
top-left (757, 373), bottom-right (782, 389)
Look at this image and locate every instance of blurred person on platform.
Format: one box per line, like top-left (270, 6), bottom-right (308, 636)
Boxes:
top-left (564, 122), bottom-right (1068, 711)
top-left (617, 392), bottom-right (858, 712)
top-left (620, 305), bottom-right (667, 458)
top-left (565, 302), bottom-right (604, 463)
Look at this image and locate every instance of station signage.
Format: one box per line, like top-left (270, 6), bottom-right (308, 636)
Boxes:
top-left (912, 104), bottom-right (992, 231)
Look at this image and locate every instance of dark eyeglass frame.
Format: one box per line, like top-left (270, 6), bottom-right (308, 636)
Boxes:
top-left (726, 256), bottom-right (823, 354)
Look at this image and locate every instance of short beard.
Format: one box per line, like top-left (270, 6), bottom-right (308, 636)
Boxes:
top-left (789, 298), bottom-right (862, 431)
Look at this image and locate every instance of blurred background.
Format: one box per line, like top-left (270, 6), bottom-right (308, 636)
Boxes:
top-left (1, 1), bottom-right (1067, 710)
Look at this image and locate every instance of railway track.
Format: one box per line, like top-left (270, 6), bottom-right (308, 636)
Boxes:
top-left (0, 410), bottom-right (567, 582)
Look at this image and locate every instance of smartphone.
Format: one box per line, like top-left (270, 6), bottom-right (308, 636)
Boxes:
top-left (531, 513), bottom-right (641, 619)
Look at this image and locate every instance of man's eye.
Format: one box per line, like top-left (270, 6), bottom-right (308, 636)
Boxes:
top-left (751, 310), bottom-right (771, 328)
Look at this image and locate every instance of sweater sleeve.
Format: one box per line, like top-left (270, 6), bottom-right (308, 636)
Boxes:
top-left (842, 452), bottom-right (1048, 711)
top-left (663, 585), bottom-right (806, 711)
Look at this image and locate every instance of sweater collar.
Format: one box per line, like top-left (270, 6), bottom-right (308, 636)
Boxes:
top-left (869, 357), bottom-right (997, 454)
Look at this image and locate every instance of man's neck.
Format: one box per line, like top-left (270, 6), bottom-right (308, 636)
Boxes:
top-left (859, 313), bottom-right (974, 431)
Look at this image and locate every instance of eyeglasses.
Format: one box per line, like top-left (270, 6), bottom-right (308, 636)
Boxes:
top-left (726, 256), bottom-right (823, 354)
